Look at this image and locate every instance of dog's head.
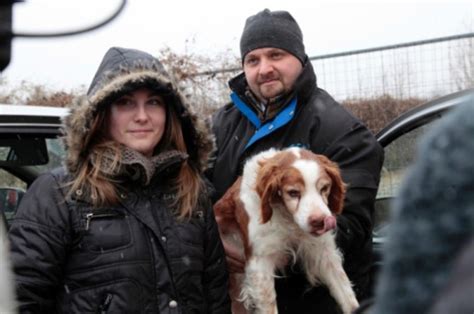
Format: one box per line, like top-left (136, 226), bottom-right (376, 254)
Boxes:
top-left (254, 148), bottom-right (346, 235)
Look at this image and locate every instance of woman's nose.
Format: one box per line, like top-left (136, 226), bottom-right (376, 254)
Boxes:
top-left (134, 103), bottom-right (149, 121)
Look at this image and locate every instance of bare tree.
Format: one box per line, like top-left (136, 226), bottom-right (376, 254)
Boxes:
top-left (452, 37), bottom-right (474, 90)
top-left (157, 45), bottom-right (239, 117)
top-left (0, 79), bottom-right (81, 107)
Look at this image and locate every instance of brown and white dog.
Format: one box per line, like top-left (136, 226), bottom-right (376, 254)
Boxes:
top-left (214, 147), bottom-right (359, 314)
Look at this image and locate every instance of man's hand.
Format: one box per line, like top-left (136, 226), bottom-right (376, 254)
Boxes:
top-left (222, 238), bottom-right (246, 273)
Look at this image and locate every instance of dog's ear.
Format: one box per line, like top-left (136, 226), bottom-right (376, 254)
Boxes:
top-left (316, 155), bottom-right (347, 215)
top-left (214, 177), bottom-right (242, 226)
top-left (213, 177), bottom-right (242, 233)
top-left (256, 161), bottom-right (281, 224)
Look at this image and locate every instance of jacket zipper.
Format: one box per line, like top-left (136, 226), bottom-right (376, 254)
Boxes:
top-left (97, 293), bottom-right (113, 313)
top-left (85, 212), bottom-right (125, 231)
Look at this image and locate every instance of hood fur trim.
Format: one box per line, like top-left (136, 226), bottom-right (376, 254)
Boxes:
top-left (63, 69), bottom-right (215, 175)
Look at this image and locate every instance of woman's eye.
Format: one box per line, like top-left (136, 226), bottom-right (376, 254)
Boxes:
top-left (148, 98), bottom-right (164, 106)
top-left (115, 97), bottom-right (134, 107)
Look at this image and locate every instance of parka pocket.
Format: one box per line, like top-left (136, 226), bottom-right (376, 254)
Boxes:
top-left (62, 279), bottom-right (143, 313)
top-left (175, 210), bottom-right (206, 248)
top-left (81, 209), bottom-right (133, 253)
top-left (171, 258), bottom-right (205, 309)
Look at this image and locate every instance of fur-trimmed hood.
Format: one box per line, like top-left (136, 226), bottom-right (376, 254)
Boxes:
top-left (63, 47), bottom-right (214, 175)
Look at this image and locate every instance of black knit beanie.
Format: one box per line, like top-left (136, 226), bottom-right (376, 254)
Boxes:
top-left (240, 9), bottom-right (306, 65)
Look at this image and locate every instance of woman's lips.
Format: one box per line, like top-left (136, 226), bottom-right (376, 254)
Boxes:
top-left (128, 130), bottom-right (152, 137)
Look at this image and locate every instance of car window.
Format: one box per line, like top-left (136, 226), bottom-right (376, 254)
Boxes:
top-left (0, 169), bottom-right (27, 190)
top-left (34, 137), bottom-right (65, 173)
top-left (0, 169), bottom-right (27, 226)
top-left (0, 137), bottom-right (63, 227)
top-left (374, 122), bottom-right (433, 235)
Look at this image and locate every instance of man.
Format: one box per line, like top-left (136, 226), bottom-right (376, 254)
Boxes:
top-left (208, 8), bottom-right (384, 313)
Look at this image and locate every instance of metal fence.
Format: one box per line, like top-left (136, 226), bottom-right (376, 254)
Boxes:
top-left (198, 32), bottom-right (474, 102)
top-left (311, 32), bottom-right (474, 100)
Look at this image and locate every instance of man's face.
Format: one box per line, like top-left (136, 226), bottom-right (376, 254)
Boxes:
top-left (243, 47), bottom-right (303, 103)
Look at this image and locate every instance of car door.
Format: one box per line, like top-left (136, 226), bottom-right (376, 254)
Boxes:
top-left (0, 105), bottom-right (65, 228)
top-left (369, 88), bottom-right (474, 289)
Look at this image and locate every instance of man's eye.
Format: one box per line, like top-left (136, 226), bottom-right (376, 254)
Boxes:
top-left (271, 52), bottom-right (283, 59)
top-left (245, 58), bottom-right (258, 66)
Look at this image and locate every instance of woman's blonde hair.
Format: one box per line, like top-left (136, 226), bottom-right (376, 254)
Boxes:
top-left (68, 95), bottom-right (203, 218)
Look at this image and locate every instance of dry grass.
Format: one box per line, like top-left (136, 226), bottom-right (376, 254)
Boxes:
top-left (343, 95), bottom-right (426, 134)
top-left (25, 91), bottom-right (75, 107)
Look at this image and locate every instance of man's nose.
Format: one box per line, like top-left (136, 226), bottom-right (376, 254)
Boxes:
top-left (258, 58), bottom-right (273, 76)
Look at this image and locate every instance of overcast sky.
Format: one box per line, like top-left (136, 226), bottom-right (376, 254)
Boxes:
top-left (2, 0), bottom-right (473, 91)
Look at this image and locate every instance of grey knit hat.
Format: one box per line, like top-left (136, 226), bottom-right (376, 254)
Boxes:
top-left (240, 9), bottom-right (306, 64)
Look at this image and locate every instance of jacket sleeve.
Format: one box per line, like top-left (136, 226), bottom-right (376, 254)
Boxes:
top-left (201, 194), bottom-right (231, 313)
top-left (314, 112), bottom-right (384, 274)
top-left (204, 107), bottom-right (226, 188)
top-left (8, 172), bottom-right (71, 312)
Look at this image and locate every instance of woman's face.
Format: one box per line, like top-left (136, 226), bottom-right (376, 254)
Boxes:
top-left (108, 88), bottom-right (166, 157)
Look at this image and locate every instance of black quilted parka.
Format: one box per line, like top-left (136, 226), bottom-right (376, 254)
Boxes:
top-left (8, 47), bottom-right (231, 313)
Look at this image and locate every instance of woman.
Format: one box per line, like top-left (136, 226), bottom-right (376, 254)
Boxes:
top-left (8, 47), bottom-right (230, 313)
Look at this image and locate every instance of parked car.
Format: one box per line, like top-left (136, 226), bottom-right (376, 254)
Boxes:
top-left (369, 87), bottom-right (474, 292)
top-left (0, 104), bottom-right (68, 228)
top-left (0, 87), bottom-right (473, 288)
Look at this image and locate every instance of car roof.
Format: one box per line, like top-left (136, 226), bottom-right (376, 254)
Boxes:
top-left (375, 88), bottom-right (474, 147)
top-left (0, 104), bottom-right (69, 118)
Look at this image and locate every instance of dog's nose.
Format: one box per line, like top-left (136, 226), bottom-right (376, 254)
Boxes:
top-left (309, 215), bottom-right (336, 235)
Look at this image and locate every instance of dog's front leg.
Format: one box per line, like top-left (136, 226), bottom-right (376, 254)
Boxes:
top-left (316, 252), bottom-right (359, 313)
top-left (301, 238), bottom-right (359, 314)
top-left (320, 254), bottom-right (359, 314)
top-left (240, 256), bottom-right (278, 314)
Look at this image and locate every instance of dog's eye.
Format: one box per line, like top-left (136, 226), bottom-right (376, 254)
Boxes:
top-left (320, 184), bottom-right (331, 195)
top-left (287, 190), bottom-right (301, 198)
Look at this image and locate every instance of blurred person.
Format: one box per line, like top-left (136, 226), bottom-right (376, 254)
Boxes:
top-left (207, 8), bottom-right (384, 314)
top-left (8, 47), bottom-right (230, 313)
top-left (0, 213), bottom-right (16, 313)
top-left (428, 237), bottom-right (474, 314)
top-left (370, 102), bottom-right (474, 314)
top-left (5, 190), bottom-right (17, 213)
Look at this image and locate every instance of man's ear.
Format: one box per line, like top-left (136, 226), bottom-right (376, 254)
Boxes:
top-left (316, 155), bottom-right (346, 214)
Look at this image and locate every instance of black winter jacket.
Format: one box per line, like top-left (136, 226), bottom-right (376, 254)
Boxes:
top-left (9, 167), bottom-right (230, 313)
top-left (9, 47), bottom-right (230, 314)
top-left (209, 61), bottom-right (384, 313)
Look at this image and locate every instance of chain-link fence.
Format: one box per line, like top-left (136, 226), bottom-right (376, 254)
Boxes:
top-left (312, 33), bottom-right (474, 100)
top-left (197, 32), bottom-right (474, 102)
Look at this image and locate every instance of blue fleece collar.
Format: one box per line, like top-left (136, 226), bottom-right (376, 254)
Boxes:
top-left (230, 92), bottom-right (297, 149)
